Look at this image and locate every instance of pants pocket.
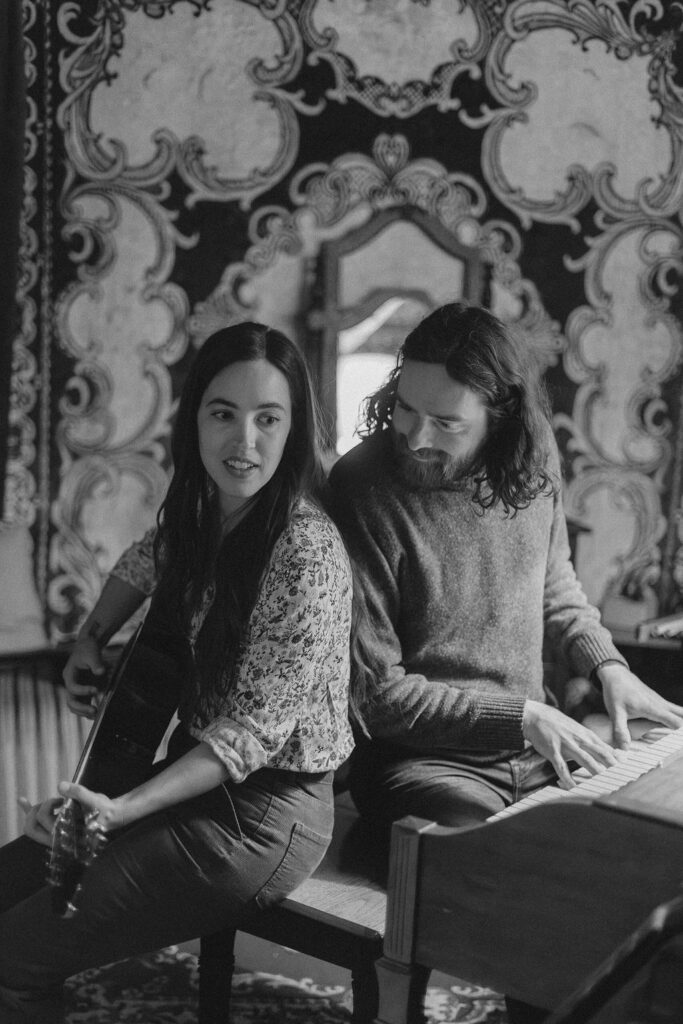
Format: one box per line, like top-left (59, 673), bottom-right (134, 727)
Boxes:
top-left (254, 821), bottom-right (330, 910)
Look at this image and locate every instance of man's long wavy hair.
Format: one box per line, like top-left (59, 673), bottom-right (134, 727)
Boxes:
top-left (152, 323), bottom-right (326, 709)
top-left (361, 303), bottom-right (556, 514)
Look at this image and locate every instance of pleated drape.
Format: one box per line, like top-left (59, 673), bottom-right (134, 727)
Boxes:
top-left (0, 660), bottom-right (89, 844)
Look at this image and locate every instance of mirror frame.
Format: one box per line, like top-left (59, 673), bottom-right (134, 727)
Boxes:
top-left (305, 205), bottom-right (486, 449)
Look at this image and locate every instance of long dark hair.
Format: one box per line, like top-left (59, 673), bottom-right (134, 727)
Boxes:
top-left (360, 302), bottom-right (556, 514)
top-left (153, 322), bottom-right (325, 704)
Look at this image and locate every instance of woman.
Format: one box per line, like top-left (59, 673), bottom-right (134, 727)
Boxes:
top-left (0, 322), bottom-right (355, 1023)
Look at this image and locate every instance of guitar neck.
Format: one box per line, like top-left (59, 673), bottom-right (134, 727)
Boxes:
top-left (70, 623), bottom-right (144, 787)
top-left (49, 619), bottom-right (186, 918)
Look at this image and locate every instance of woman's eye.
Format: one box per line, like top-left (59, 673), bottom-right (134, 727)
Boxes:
top-left (437, 420), bottom-right (463, 432)
top-left (259, 414), bottom-right (279, 427)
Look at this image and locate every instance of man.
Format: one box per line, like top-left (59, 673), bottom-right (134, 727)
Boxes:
top-left (328, 302), bottom-right (683, 1022)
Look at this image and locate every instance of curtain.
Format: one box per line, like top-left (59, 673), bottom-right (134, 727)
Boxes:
top-left (0, 659), bottom-right (89, 845)
top-left (0, 0), bottom-right (26, 516)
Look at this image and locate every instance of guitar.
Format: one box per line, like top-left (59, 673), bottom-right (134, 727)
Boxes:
top-left (47, 619), bottom-right (189, 917)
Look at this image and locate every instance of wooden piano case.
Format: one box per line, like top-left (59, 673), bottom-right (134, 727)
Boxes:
top-left (377, 753), bottom-right (683, 1021)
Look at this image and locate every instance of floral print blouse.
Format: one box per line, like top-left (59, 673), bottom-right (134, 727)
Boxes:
top-left (111, 498), bottom-right (354, 781)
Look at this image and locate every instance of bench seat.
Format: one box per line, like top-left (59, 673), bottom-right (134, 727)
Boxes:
top-left (198, 790), bottom-right (388, 1024)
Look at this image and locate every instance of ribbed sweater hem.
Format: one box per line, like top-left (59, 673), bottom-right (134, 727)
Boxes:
top-left (473, 694), bottom-right (527, 748)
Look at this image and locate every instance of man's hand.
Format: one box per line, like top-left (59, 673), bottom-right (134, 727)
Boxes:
top-left (522, 700), bottom-right (618, 789)
top-left (62, 636), bottom-right (106, 718)
top-left (19, 795), bottom-right (62, 847)
top-left (597, 663), bottom-right (683, 749)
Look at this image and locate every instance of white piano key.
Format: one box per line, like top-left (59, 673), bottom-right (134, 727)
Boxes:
top-left (488, 727), bottom-right (683, 823)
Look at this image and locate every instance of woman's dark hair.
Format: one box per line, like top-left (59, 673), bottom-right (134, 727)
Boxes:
top-left (360, 302), bottom-right (556, 514)
top-left (153, 322), bottom-right (325, 710)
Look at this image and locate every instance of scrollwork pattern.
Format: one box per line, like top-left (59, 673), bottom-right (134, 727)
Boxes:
top-left (48, 452), bottom-right (169, 639)
top-left (482, 0), bottom-right (683, 226)
top-left (6, 0), bottom-right (42, 536)
top-left (56, 0), bottom-right (313, 206)
top-left (562, 460), bottom-right (666, 609)
top-left (10, 0), bottom-right (683, 647)
top-left (191, 132), bottom-right (563, 370)
top-left (299, 0), bottom-right (492, 118)
top-left (560, 216), bottom-right (683, 601)
top-left (49, 178), bottom-right (194, 638)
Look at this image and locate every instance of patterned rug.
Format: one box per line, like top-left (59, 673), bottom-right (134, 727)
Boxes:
top-left (65, 946), bottom-right (508, 1022)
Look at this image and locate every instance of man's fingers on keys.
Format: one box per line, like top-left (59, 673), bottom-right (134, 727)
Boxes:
top-left (572, 749), bottom-right (608, 778)
top-left (554, 756), bottom-right (576, 790)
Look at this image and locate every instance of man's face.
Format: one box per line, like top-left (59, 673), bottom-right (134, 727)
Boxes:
top-left (391, 360), bottom-right (490, 489)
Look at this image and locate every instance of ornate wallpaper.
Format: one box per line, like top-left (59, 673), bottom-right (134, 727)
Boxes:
top-left (5, 0), bottom-right (683, 646)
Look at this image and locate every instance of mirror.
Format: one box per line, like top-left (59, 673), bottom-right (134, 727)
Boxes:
top-left (306, 206), bottom-right (485, 454)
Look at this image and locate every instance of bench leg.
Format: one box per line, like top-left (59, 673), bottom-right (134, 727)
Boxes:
top-left (350, 947), bottom-right (380, 1023)
top-left (198, 928), bottom-right (237, 1024)
top-left (373, 956), bottom-right (430, 1024)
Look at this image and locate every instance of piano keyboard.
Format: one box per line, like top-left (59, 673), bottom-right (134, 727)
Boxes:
top-left (490, 725), bottom-right (683, 821)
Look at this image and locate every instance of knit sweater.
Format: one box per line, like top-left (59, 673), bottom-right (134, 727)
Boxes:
top-left (328, 430), bottom-right (625, 755)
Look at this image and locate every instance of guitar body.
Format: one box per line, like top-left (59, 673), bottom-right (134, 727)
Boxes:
top-left (48, 620), bottom-right (189, 917)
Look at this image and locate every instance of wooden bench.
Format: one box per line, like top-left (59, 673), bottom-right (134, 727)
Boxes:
top-left (198, 790), bottom-right (388, 1024)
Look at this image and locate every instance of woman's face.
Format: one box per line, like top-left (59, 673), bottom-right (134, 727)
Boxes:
top-left (197, 359), bottom-right (293, 518)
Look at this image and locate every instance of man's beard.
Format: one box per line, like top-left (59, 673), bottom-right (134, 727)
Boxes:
top-left (390, 431), bottom-right (482, 491)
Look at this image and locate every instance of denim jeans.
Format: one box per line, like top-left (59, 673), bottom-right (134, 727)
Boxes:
top-left (0, 759), bottom-right (334, 1023)
top-left (349, 739), bottom-right (559, 830)
top-left (349, 740), bottom-right (558, 1023)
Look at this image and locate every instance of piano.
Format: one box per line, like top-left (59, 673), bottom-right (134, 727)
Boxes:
top-left (379, 725), bottom-right (683, 1019)
top-left (492, 725), bottom-right (683, 827)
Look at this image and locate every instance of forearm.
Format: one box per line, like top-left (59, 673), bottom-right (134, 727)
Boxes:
top-left (60, 741), bottom-right (232, 833)
top-left (111, 743), bottom-right (229, 828)
top-left (367, 667), bottom-right (526, 750)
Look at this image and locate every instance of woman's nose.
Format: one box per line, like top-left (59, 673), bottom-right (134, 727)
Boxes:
top-left (234, 418), bottom-right (257, 449)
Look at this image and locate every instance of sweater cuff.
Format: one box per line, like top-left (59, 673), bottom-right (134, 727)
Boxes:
top-left (566, 633), bottom-right (628, 679)
top-left (471, 695), bottom-right (527, 749)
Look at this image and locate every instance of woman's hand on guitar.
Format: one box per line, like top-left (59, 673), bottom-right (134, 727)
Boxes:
top-left (58, 781), bottom-right (125, 833)
top-left (63, 637), bottom-right (106, 718)
top-left (18, 795), bottom-right (63, 847)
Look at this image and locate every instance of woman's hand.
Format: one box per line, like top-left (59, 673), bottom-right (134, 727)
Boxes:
top-left (62, 636), bottom-right (107, 718)
top-left (57, 781), bottom-right (126, 833)
top-left (18, 795), bottom-right (62, 847)
top-left (597, 664), bottom-right (683, 748)
top-left (522, 700), bottom-right (619, 789)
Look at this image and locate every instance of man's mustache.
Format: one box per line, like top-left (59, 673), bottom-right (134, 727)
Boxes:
top-left (393, 435), bottom-right (448, 464)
